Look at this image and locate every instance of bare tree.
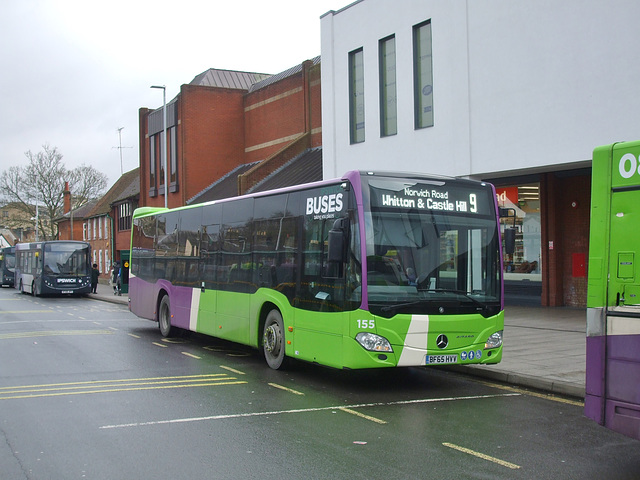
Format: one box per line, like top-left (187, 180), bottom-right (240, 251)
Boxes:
top-left (66, 163), bottom-right (109, 208)
top-left (0, 144), bottom-right (108, 240)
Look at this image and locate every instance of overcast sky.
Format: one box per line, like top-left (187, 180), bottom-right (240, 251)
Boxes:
top-left (0, 0), bottom-right (340, 188)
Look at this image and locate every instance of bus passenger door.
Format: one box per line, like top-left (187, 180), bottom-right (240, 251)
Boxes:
top-left (609, 191), bottom-right (640, 307)
top-left (294, 217), bottom-right (346, 368)
top-left (605, 189), bottom-right (640, 436)
top-left (198, 223), bottom-right (219, 337)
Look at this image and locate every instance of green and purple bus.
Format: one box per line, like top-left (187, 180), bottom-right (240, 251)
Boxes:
top-left (129, 171), bottom-right (504, 369)
top-left (586, 141), bottom-right (640, 440)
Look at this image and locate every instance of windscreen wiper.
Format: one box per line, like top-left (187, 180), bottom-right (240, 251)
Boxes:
top-left (419, 288), bottom-right (485, 308)
top-left (380, 300), bottom-right (426, 313)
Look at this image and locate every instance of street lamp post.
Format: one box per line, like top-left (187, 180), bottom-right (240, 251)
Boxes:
top-left (151, 85), bottom-right (168, 208)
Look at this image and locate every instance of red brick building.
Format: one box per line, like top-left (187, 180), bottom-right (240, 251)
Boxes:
top-left (138, 57), bottom-right (322, 209)
top-left (56, 182), bottom-right (95, 243)
top-left (56, 170), bottom-right (139, 287)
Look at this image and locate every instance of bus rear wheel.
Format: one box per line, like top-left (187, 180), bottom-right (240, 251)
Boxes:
top-left (158, 295), bottom-right (174, 337)
top-left (263, 309), bottom-right (286, 370)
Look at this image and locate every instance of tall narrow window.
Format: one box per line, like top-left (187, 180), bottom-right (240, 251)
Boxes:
top-left (158, 133), bottom-right (165, 192)
top-left (119, 202), bottom-right (132, 231)
top-left (169, 126), bottom-right (178, 192)
top-left (413, 20), bottom-right (434, 129)
top-left (149, 135), bottom-right (156, 193)
top-left (379, 35), bottom-right (397, 136)
top-left (349, 48), bottom-right (365, 144)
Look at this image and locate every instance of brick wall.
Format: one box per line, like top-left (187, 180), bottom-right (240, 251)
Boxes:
top-left (542, 172), bottom-right (591, 307)
top-left (180, 85), bottom-right (246, 204)
top-left (138, 108), bottom-right (151, 208)
top-left (244, 72), bottom-right (307, 163)
top-left (56, 217), bottom-right (84, 242)
top-left (558, 174), bottom-right (591, 306)
top-left (308, 62), bottom-right (322, 147)
top-left (139, 60), bottom-right (323, 207)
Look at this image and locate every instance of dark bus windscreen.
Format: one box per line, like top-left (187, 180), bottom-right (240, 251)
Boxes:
top-left (43, 243), bottom-right (91, 276)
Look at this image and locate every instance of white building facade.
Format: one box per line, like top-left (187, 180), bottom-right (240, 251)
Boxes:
top-left (320, 0), bottom-right (640, 307)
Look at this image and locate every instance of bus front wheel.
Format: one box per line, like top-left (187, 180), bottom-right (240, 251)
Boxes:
top-left (158, 295), bottom-right (174, 337)
top-left (263, 309), bottom-right (286, 370)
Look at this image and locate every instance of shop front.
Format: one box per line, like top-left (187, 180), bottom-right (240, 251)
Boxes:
top-left (496, 181), bottom-right (542, 305)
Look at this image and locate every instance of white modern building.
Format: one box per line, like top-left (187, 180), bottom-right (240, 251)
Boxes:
top-left (320, 0), bottom-right (640, 307)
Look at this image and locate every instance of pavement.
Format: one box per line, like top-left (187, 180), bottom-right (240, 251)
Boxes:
top-left (89, 281), bottom-right (586, 399)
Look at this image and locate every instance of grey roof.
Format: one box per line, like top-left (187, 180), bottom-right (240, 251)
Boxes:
top-left (188, 57), bottom-right (320, 94)
top-left (56, 199), bottom-right (99, 221)
top-left (249, 56), bottom-right (320, 93)
top-left (248, 147), bottom-right (323, 194)
top-left (86, 168), bottom-right (140, 218)
top-left (190, 69), bottom-right (272, 90)
top-left (187, 162), bottom-right (260, 205)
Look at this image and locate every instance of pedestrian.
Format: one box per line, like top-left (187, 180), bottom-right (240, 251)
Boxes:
top-left (91, 263), bottom-right (99, 294)
top-left (112, 262), bottom-right (120, 295)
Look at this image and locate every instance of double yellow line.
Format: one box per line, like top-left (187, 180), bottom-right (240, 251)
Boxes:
top-left (0, 373), bottom-right (247, 400)
top-left (0, 329), bottom-right (114, 340)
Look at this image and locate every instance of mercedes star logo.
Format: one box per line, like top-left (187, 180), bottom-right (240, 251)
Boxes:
top-left (436, 334), bottom-right (448, 349)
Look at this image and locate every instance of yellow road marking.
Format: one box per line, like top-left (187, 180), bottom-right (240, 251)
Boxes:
top-left (0, 373), bottom-right (228, 391)
top-left (128, 333), bottom-right (141, 338)
top-left (478, 380), bottom-right (584, 406)
top-left (0, 310), bottom-right (54, 314)
top-left (0, 330), bottom-right (114, 340)
top-left (0, 373), bottom-right (245, 400)
top-left (443, 443), bottom-right (521, 470)
top-left (268, 383), bottom-right (305, 395)
top-left (219, 365), bottom-right (245, 375)
top-left (182, 352), bottom-right (201, 359)
top-left (339, 407), bottom-right (387, 424)
top-left (152, 342), bottom-right (168, 348)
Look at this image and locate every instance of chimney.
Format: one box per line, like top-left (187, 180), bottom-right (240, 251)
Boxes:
top-left (63, 182), bottom-right (71, 214)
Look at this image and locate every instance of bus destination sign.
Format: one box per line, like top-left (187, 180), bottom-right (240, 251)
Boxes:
top-left (369, 181), bottom-right (490, 215)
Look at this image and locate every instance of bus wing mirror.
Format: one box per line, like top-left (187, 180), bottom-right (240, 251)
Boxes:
top-left (328, 217), bottom-right (349, 263)
top-left (504, 228), bottom-right (516, 255)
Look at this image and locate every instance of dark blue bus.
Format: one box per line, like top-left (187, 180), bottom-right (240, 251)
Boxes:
top-left (15, 241), bottom-right (91, 296)
top-left (0, 246), bottom-right (16, 287)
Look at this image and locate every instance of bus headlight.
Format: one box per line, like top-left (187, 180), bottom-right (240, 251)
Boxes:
top-left (485, 331), bottom-right (503, 349)
top-left (356, 332), bottom-right (393, 352)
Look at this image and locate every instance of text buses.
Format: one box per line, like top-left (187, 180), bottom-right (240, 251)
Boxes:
top-left (129, 171), bottom-right (504, 369)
